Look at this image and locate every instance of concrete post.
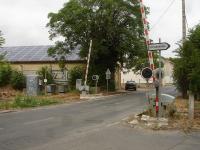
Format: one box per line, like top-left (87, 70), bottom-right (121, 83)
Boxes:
top-left (189, 93), bottom-right (194, 120)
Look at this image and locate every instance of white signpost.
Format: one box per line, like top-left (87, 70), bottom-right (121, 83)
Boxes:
top-left (92, 75), bottom-right (99, 94)
top-left (106, 69), bottom-right (111, 93)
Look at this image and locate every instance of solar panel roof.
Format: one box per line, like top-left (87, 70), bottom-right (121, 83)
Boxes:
top-left (0, 45), bottom-right (83, 63)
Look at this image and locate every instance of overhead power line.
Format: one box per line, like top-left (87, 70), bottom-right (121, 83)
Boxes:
top-left (150, 0), bottom-right (176, 31)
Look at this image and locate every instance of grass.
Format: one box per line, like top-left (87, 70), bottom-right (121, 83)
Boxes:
top-left (0, 95), bottom-right (61, 109)
top-left (195, 101), bottom-right (200, 109)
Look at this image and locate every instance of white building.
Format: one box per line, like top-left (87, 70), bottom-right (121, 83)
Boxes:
top-left (121, 58), bottom-right (174, 86)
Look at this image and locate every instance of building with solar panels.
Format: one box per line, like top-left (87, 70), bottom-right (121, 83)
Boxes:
top-left (0, 45), bottom-right (86, 81)
top-left (0, 45), bottom-right (122, 89)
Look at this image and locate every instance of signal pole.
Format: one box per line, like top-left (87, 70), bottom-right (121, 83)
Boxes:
top-left (182, 0), bottom-right (186, 42)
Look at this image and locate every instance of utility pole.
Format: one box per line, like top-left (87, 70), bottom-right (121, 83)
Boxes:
top-left (158, 38), bottom-right (162, 117)
top-left (182, 0), bottom-right (194, 120)
top-left (182, 0), bottom-right (186, 42)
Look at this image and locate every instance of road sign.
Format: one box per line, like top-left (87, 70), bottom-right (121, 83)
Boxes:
top-left (141, 67), bottom-right (153, 79)
top-left (106, 69), bottom-right (111, 80)
top-left (154, 68), bottom-right (164, 79)
top-left (44, 79), bottom-right (47, 83)
top-left (149, 42), bottom-right (170, 51)
top-left (92, 75), bottom-right (99, 81)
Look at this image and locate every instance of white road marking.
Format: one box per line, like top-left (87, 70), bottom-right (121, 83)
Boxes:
top-left (122, 117), bottom-right (129, 121)
top-left (24, 117), bottom-right (54, 125)
top-left (106, 122), bottom-right (120, 127)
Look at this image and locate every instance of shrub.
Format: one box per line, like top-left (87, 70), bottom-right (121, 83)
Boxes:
top-left (0, 63), bottom-right (12, 86)
top-left (10, 70), bottom-right (26, 90)
top-left (167, 103), bottom-right (177, 118)
top-left (69, 66), bottom-right (84, 89)
top-left (37, 66), bottom-right (54, 84)
top-left (13, 95), bottom-right (59, 108)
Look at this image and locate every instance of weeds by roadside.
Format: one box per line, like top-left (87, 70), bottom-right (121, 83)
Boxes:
top-left (0, 95), bottom-right (61, 110)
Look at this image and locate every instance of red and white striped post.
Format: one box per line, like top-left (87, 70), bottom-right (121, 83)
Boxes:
top-left (138, 0), bottom-right (155, 72)
top-left (84, 40), bottom-right (93, 86)
top-left (138, 0), bottom-right (158, 115)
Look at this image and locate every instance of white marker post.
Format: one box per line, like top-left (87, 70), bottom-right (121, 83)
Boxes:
top-left (106, 69), bottom-right (111, 94)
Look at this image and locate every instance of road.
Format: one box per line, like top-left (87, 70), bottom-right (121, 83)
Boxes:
top-left (0, 86), bottom-right (199, 150)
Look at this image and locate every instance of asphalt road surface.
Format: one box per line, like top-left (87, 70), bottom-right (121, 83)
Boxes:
top-left (0, 86), bottom-right (199, 150)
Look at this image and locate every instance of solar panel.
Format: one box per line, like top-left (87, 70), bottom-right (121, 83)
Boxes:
top-left (0, 45), bottom-right (82, 62)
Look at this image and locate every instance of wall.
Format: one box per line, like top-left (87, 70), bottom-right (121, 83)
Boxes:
top-left (162, 59), bottom-right (174, 85)
top-left (121, 58), bottom-right (174, 86)
top-left (11, 62), bottom-right (85, 76)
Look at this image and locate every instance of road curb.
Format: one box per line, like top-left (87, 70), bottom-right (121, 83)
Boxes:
top-left (80, 92), bottom-right (131, 100)
top-left (0, 110), bottom-right (17, 114)
top-left (0, 92), bottom-right (133, 115)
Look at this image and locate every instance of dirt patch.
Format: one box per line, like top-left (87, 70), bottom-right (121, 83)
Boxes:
top-left (102, 91), bottom-right (127, 96)
top-left (168, 98), bottom-right (200, 132)
top-left (125, 98), bottom-right (200, 132)
top-left (37, 92), bottom-right (81, 103)
top-left (0, 86), bottom-right (22, 101)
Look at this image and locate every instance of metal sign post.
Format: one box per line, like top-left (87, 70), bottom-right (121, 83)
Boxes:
top-left (105, 69), bottom-right (111, 93)
top-left (141, 67), bottom-right (153, 105)
top-left (92, 75), bottom-right (99, 94)
top-left (149, 41), bottom-right (170, 117)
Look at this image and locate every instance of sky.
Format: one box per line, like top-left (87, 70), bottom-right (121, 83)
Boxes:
top-left (0, 0), bottom-right (199, 58)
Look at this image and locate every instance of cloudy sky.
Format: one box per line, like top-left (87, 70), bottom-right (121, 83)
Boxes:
top-left (0, 0), bottom-right (199, 57)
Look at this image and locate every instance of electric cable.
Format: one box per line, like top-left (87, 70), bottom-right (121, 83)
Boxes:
top-left (150, 0), bottom-right (176, 31)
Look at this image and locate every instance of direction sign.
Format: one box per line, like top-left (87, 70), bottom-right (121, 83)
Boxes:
top-left (149, 42), bottom-right (170, 51)
top-left (106, 69), bottom-right (111, 80)
top-left (141, 67), bottom-right (153, 79)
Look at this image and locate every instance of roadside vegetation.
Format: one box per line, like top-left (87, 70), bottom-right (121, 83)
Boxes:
top-left (0, 95), bottom-right (61, 110)
top-left (173, 23), bottom-right (200, 99)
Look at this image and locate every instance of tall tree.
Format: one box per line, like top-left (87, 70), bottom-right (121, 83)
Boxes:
top-left (0, 30), bottom-right (5, 62)
top-left (0, 30), bottom-right (5, 47)
top-left (173, 24), bottom-right (200, 98)
top-left (47, 0), bottom-right (147, 87)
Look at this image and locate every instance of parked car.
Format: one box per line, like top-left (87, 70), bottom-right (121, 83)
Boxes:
top-left (125, 81), bottom-right (137, 91)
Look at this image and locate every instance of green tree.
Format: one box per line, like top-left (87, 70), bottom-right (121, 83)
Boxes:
top-left (68, 66), bottom-right (84, 89)
top-left (173, 24), bottom-right (200, 98)
top-left (0, 30), bottom-right (5, 47)
top-left (0, 63), bottom-right (12, 87)
top-left (0, 30), bottom-right (5, 62)
top-left (10, 70), bottom-right (26, 90)
top-left (47, 0), bottom-right (146, 87)
top-left (37, 66), bottom-right (54, 84)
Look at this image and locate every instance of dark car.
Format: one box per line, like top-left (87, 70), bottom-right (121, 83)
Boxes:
top-left (125, 81), bottom-right (137, 91)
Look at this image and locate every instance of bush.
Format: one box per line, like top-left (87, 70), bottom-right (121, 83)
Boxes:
top-left (10, 70), bottom-right (26, 90)
top-left (69, 66), bottom-right (84, 89)
top-left (37, 66), bottom-right (54, 84)
top-left (0, 63), bottom-right (12, 86)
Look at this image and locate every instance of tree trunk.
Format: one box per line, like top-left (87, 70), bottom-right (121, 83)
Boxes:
top-left (189, 93), bottom-right (194, 120)
top-left (182, 90), bottom-right (188, 99)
